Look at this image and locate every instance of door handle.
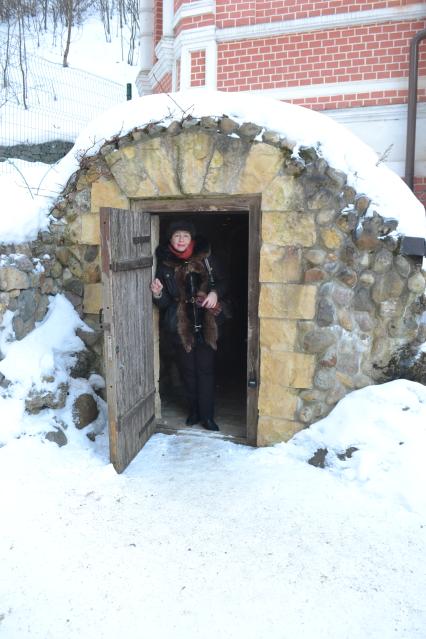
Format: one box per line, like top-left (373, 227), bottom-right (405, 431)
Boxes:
top-left (248, 376), bottom-right (257, 388)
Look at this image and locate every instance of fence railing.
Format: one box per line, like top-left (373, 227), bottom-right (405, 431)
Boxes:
top-left (0, 53), bottom-right (128, 169)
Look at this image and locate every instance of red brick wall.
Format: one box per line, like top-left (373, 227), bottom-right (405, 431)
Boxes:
top-left (215, 0), bottom-right (421, 29)
top-left (217, 20), bottom-right (426, 99)
top-left (152, 72), bottom-right (173, 94)
top-left (174, 14), bottom-right (216, 36)
top-left (174, 0), bottom-right (199, 12)
top-left (176, 58), bottom-right (181, 90)
top-left (293, 88), bottom-right (426, 110)
top-left (154, 0), bottom-right (163, 60)
top-left (414, 177), bottom-right (426, 209)
top-left (191, 50), bottom-right (207, 86)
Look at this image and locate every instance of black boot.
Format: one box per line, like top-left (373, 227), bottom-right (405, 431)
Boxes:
top-left (186, 412), bottom-right (200, 426)
top-left (201, 419), bottom-right (220, 432)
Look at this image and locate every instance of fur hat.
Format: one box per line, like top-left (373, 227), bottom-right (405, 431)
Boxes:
top-left (166, 220), bottom-right (196, 240)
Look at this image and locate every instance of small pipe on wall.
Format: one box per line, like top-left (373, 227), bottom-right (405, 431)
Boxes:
top-left (404, 28), bottom-right (426, 192)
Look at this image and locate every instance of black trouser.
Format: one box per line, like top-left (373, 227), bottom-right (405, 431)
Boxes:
top-left (174, 338), bottom-right (216, 421)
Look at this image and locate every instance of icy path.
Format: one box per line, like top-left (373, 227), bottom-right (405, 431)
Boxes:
top-left (1, 431), bottom-right (425, 639)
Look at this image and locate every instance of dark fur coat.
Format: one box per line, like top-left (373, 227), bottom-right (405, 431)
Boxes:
top-left (154, 235), bottom-right (224, 352)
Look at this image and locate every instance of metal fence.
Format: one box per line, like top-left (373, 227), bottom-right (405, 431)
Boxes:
top-left (0, 53), bottom-right (128, 168)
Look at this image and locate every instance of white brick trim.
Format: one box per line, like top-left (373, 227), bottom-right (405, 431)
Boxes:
top-left (163, 0), bottom-right (174, 37)
top-left (327, 102), bottom-right (426, 125)
top-left (216, 4), bottom-right (426, 43)
top-left (173, 25), bottom-right (217, 90)
top-left (247, 76), bottom-right (426, 101)
top-left (173, 0), bottom-right (215, 29)
top-left (149, 36), bottom-right (174, 87)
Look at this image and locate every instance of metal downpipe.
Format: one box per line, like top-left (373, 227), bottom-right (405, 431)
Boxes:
top-left (404, 27), bottom-right (426, 191)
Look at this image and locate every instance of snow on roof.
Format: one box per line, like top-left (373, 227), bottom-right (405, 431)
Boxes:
top-left (2, 89), bottom-right (426, 243)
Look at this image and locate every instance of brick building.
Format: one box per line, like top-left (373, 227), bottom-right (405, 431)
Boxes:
top-left (136, 1), bottom-right (426, 207)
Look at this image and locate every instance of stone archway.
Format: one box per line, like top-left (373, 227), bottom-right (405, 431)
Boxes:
top-left (56, 115), bottom-right (426, 447)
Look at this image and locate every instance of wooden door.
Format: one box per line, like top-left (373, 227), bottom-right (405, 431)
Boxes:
top-left (132, 196), bottom-right (261, 446)
top-left (100, 207), bottom-right (156, 473)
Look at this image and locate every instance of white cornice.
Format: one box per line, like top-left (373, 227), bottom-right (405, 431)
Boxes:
top-left (247, 76), bottom-right (426, 101)
top-left (173, 0), bottom-right (215, 29)
top-left (216, 4), bottom-right (426, 42)
top-left (174, 25), bottom-right (216, 57)
top-left (149, 27), bottom-right (217, 90)
top-left (135, 69), bottom-right (153, 96)
top-left (326, 102), bottom-right (426, 125)
top-left (154, 35), bottom-right (174, 66)
top-left (147, 37), bottom-right (174, 87)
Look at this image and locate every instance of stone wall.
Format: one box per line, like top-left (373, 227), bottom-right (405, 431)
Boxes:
top-left (0, 140), bottom-right (74, 165)
top-left (0, 232), bottom-right (103, 430)
top-left (51, 116), bottom-right (426, 446)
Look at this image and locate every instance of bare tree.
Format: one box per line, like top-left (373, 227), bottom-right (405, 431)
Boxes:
top-left (125, 0), bottom-right (140, 65)
top-left (98, 0), bottom-right (111, 42)
top-left (61, 0), bottom-right (73, 66)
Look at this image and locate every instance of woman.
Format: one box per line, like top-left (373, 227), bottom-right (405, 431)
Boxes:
top-left (150, 220), bottom-right (227, 431)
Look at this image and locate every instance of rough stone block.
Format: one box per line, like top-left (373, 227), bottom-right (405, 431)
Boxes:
top-left (83, 283), bottom-right (103, 314)
top-left (81, 213), bottom-right (100, 245)
top-left (320, 227), bottom-right (344, 250)
top-left (258, 383), bottom-right (298, 419)
top-left (0, 267), bottom-right (30, 291)
top-left (175, 130), bottom-right (216, 194)
top-left (259, 283), bottom-right (317, 319)
top-left (303, 327), bottom-right (337, 353)
top-left (91, 180), bottom-right (129, 213)
top-left (260, 244), bottom-right (302, 282)
top-left (408, 272), bottom-right (426, 294)
top-left (262, 175), bottom-right (305, 211)
top-left (257, 416), bottom-right (303, 445)
top-left (261, 350), bottom-right (315, 388)
top-left (262, 211), bottom-right (316, 247)
top-left (72, 393), bottom-right (99, 429)
top-left (238, 122), bottom-right (263, 141)
top-left (204, 137), bottom-right (247, 193)
top-left (137, 137), bottom-right (180, 195)
top-left (106, 148), bottom-right (158, 198)
top-left (260, 318), bottom-right (297, 351)
top-left (371, 271), bottom-right (404, 303)
top-left (237, 143), bottom-right (283, 193)
top-left (82, 262), bottom-right (101, 284)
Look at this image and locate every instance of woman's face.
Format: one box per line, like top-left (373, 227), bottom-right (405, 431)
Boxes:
top-left (170, 230), bottom-right (192, 252)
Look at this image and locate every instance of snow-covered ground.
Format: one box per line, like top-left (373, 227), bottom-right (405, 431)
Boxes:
top-left (1, 381), bottom-right (426, 639)
top-left (0, 292), bottom-right (425, 637)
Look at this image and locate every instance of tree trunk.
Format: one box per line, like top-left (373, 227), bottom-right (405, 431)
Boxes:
top-left (62, 1), bottom-right (73, 67)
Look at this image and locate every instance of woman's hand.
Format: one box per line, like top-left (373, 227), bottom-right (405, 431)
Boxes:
top-left (150, 278), bottom-right (163, 297)
top-left (201, 291), bottom-right (218, 309)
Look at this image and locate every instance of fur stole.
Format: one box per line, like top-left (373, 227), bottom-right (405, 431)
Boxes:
top-left (161, 237), bottom-right (218, 352)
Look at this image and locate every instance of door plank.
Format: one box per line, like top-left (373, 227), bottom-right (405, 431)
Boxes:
top-left (100, 207), bottom-right (156, 473)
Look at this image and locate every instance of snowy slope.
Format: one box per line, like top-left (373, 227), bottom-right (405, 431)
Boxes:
top-left (0, 14), bottom-right (138, 146)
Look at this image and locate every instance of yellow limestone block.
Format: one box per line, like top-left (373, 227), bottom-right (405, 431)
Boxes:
top-left (91, 180), bottom-right (129, 213)
top-left (260, 350), bottom-right (315, 388)
top-left (83, 283), bottom-right (103, 314)
top-left (260, 318), bottom-right (297, 351)
top-left (262, 211), bottom-right (316, 247)
top-left (257, 417), bottom-right (304, 445)
top-left (260, 244), bottom-right (302, 282)
top-left (81, 213), bottom-right (100, 245)
top-left (259, 283), bottom-right (317, 320)
top-left (237, 143), bottom-right (283, 193)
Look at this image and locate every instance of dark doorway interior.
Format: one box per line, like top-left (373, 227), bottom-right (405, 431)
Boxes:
top-left (156, 212), bottom-right (249, 440)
